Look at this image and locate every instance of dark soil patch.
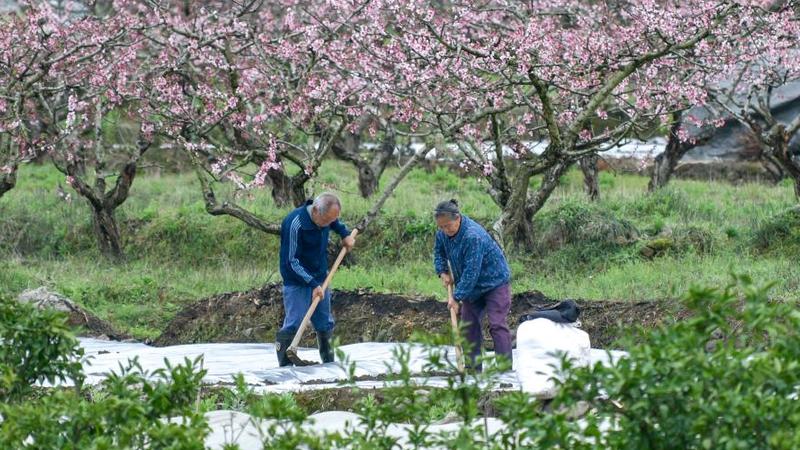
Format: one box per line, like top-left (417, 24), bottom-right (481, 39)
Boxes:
top-left (154, 284), bottom-right (682, 350)
top-left (293, 387), bottom-right (379, 414)
top-left (71, 310), bottom-right (131, 341)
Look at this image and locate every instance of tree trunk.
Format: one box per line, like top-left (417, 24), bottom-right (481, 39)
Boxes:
top-left (648, 145), bottom-right (685, 192)
top-left (332, 123), bottom-right (395, 198)
top-left (648, 111), bottom-right (713, 192)
top-left (0, 165), bottom-right (17, 199)
top-left (65, 179), bottom-right (127, 261)
top-left (355, 166), bottom-right (378, 198)
top-left (366, 127), bottom-right (395, 197)
top-left (500, 202), bottom-right (535, 250)
top-left (497, 166), bottom-right (535, 249)
top-left (91, 206), bottom-right (123, 260)
top-left (498, 161), bottom-right (571, 250)
top-left (267, 166), bottom-right (307, 207)
top-left (357, 143), bottom-right (433, 232)
top-left (760, 155), bottom-right (785, 184)
top-left (579, 155), bottom-right (599, 201)
top-left (60, 140), bottom-right (148, 261)
top-left (649, 118), bottom-right (691, 192)
top-left (771, 127), bottom-right (800, 201)
top-left (528, 160), bottom-right (572, 218)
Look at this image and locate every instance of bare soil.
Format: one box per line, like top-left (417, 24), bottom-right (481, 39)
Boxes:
top-left (154, 284), bottom-right (683, 350)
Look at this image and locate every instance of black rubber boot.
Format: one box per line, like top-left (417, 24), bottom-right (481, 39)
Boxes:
top-left (275, 329), bottom-right (295, 367)
top-left (317, 329), bottom-right (335, 363)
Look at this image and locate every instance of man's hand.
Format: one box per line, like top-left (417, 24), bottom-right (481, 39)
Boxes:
top-left (312, 286), bottom-right (325, 301)
top-left (342, 233), bottom-right (356, 251)
top-left (440, 272), bottom-right (453, 288)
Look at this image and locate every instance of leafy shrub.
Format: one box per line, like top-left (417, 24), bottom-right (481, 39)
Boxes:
top-left (640, 224), bottom-right (721, 258)
top-left (534, 200), bottom-right (640, 269)
top-left (516, 275), bottom-right (800, 449)
top-left (673, 224), bottom-right (719, 254)
top-left (0, 357), bottom-right (209, 449)
top-left (628, 187), bottom-right (689, 219)
top-left (0, 296), bottom-right (84, 402)
top-left (751, 206), bottom-right (800, 253)
top-left (538, 201), bottom-right (639, 250)
top-left (0, 294), bottom-right (209, 448)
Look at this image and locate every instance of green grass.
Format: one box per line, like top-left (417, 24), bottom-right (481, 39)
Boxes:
top-left (1, 160), bottom-right (798, 339)
top-left (529, 253), bottom-right (799, 300)
top-left (0, 255), bottom-right (274, 340)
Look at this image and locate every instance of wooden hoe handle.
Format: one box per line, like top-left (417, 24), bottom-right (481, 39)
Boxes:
top-left (447, 284), bottom-right (465, 373)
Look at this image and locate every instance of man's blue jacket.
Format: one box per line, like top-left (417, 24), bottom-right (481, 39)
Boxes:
top-left (280, 201), bottom-right (350, 288)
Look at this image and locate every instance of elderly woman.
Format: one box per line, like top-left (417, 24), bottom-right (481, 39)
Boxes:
top-left (433, 199), bottom-right (513, 371)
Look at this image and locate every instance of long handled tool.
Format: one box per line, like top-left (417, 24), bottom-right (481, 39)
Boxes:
top-left (286, 229), bottom-right (358, 366)
top-left (447, 284), bottom-right (465, 373)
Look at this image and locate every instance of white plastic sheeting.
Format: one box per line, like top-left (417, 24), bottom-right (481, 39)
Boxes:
top-left (200, 409), bottom-right (508, 450)
top-left (61, 330), bottom-right (628, 449)
top-left (516, 319), bottom-right (593, 398)
top-left (75, 332), bottom-right (625, 398)
top-left (77, 338), bottom-right (519, 392)
top-left (196, 406), bottom-right (617, 449)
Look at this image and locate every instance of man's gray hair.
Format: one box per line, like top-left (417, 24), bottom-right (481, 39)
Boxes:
top-left (313, 192), bottom-right (342, 215)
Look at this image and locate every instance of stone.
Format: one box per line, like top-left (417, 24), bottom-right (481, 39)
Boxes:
top-left (16, 287), bottom-right (129, 340)
top-left (17, 287), bottom-right (79, 314)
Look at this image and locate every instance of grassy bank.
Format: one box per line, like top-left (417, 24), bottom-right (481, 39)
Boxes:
top-left (1, 161), bottom-right (798, 339)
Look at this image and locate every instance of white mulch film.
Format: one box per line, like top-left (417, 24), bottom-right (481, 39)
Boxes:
top-left (48, 321), bottom-right (625, 449)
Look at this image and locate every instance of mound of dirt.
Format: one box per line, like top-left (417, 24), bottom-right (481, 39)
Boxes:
top-left (17, 287), bottom-right (130, 340)
top-left (154, 284), bottom-right (681, 350)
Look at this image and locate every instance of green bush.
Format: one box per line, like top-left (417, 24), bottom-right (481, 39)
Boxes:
top-left (515, 276), bottom-right (800, 448)
top-left (538, 200), bottom-right (639, 250)
top-left (533, 200), bottom-right (640, 270)
top-left (0, 204), bottom-right (94, 257)
top-left (0, 294), bottom-right (209, 448)
top-left (673, 224), bottom-right (719, 254)
top-left (0, 358), bottom-right (210, 449)
top-left (640, 224), bottom-right (721, 259)
top-left (751, 206), bottom-right (800, 253)
top-left (0, 296), bottom-right (84, 402)
top-left (628, 187), bottom-right (689, 219)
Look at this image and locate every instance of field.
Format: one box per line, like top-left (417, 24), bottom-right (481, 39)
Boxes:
top-left (2, 159), bottom-right (798, 340)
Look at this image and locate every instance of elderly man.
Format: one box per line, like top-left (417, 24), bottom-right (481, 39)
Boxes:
top-left (433, 199), bottom-right (512, 371)
top-left (276, 192), bottom-right (355, 366)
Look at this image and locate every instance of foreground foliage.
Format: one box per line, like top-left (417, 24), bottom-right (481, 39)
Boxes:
top-left (2, 274), bottom-right (799, 448)
top-left (0, 297), bottom-right (209, 449)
